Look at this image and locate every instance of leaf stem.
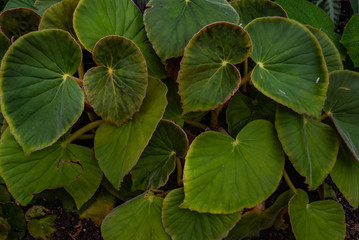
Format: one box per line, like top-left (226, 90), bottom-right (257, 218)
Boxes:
top-left (244, 59), bottom-right (248, 76)
top-left (283, 170), bottom-right (297, 194)
top-left (183, 119), bottom-right (207, 130)
top-left (210, 104), bottom-right (224, 129)
top-left (63, 120), bottom-right (104, 145)
top-left (70, 76), bottom-right (83, 86)
top-left (320, 112), bottom-right (330, 121)
top-left (176, 157), bottom-right (183, 187)
top-left (239, 70), bottom-right (253, 87)
top-left (78, 60), bottom-right (85, 80)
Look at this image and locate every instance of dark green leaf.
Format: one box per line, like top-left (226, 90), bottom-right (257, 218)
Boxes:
top-left (0, 32), bottom-right (9, 62)
top-left (3, 0), bottom-right (36, 11)
top-left (341, 14), bottom-right (359, 67)
top-left (34, 0), bottom-right (61, 15)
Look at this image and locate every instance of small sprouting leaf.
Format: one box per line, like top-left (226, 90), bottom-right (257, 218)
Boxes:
top-left (27, 215), bottom-right (56, 240)
top-left (95, 78), bottom-right (167, 189)
top-left (34, 0), bottom-right (61, 15)
top-left (74, 0), bottom-right (165, 78)
top-left (39, 0), bottom-right (79, 39)
top-left (275, 105), bottom-right (339, 190)
top-left (182, 120), bottom-right (284, 214)
top-left (0, 29), bottom-right (83, 153)
top-left (131, 120), bottom-right (188, 191)
top-left (331, 142), bottom-right (359, 208)
top-left (231, 0), bottom-right (287, 26)
top-left (0, 8), bottom-right (40, 39)
top-left (245, 17), bottom-right (328, 117)
top-left (162, 188), bottom-right (241, 240)
top-left (341, 14), bottom-right (359, 67)
top-left (0, 32), bottom-right (9, 62)
top-left (178, 22), bottom-right (252, 113)
top-left (101, 192), bottom-right (170, 240)
top-left (289, 189), bottom-right (345, 240)
top-left (144, 0), bottom-right (239, 61)
top-left (324, 70), bottom-right (359, 160)
top-left (3, 0), bottom-right (36, 11)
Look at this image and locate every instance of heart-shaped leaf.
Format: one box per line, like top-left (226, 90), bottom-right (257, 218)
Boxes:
top-left (101, 192), bottom-right (170, 240)
top-left (0, 8), bottom-right (40, 39)
top-left (341, 14), bottom-right (359, 67)
top-left (73, 0), bottom-right (165, 78)
top-left (95, 77), bottom-right (167, 189)
top-left (34, 0), bottom-right (61, 15)
top-left (182, 120), bottom-right (284, 214)
top-left (178, 22), bottom-right (252, 113)
top-left (162, 188), bottom-right (241, 240)
top-left (289, 189), bottom-right (345, 240)
top-left (131, 120), bottom-right (188, 191)
top-left (276, 106), bottom-right (339, 189)
top-left (0, 129), bottom-right (85, 206)
top-left (84, 36), bottom-right (147, 126)
top-left (231, 0), bottom-right (287, 26)
top-left (0, 32), bottom-right (9, 61)
top-left (144, 0), bottom-right (239, 61)
top-left (0, 29), bottom-right (83, 153)
top-left (245, 17), bottom-right (328, 117)
top-left (331, 142), bottom-right (359, 208)
top-left (324, 70), bottom-right (359, 160)
top-left (3, 0), bottom-right (36, 11)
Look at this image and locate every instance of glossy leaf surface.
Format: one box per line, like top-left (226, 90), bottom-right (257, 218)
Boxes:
top-left (101, 192), bottom-right (170, 240)
top-left (84, 36), bottom-right (147, 126)
top-left (178, 22), bottom-right (252, 113)
top-left (341, 14), bottom-right (359, 67)
top-left (95, 78), bottom-right (167, 189)
top-left (289, 189), bottom-right (345, 240)
top-left (245, 17), bottom-right (328, 117)
top-left (162, 188), bottom-right (241, 240)
top-left (144, 0), bottom-right (239, 61)
top-left (182, 120), bottom-right (284, 214)
top-left (0, 29), bottom-right (83, 153)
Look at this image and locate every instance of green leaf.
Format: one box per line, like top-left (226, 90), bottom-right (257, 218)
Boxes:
top-left (95, 77), bottom-right (167, 189)
top-left (0, 217), bottom-right (10, 240)
top-left (0, 29), bottom-right (83, 153)
top-left (73, 0), bottom-right (165, 78)
top-left (0, 32), bottom-right (9, 62)
top-left (245, 17), bottom-right (328, 117)
top-left (275, 106), bottom-right (339, 190)
top-left (0, 129), bottom-right (85, 205)
top-left (64, 145), bottom-right (103, 210)
top-left (131, 120), bottom-right (188, 191)
top-left (162, 188), bottom-right (241, 240)
top-left (289, 189), bottom-right (345, 240)
top-left (27, 215), bottom-right (56, 239)
top-left (3, 0), bottom-right (36, 11)
top-left (0, 204), bottom-right (26, 240)
top-left (231, 0), bottom-right (287, 26)
top-left (327, 31), bottom-right (347, 61)
top-left (39, 0), bottom-right (79, 39)
top-left (324, 70), bottom-right (359, 160)
top-left (84, 36), bottom-right (147, 126)
top-left (162, 78), bottom-right (184, 126)
top-left (276, 0), bottom-right (334, 32)
top-left (0, 186), bottom-right (11, 204)
top-left (182, 120), bottom-right (284, 214)
top-left (178, 22), bottom-right (252, 113)
top-left (101, 192), bottom-right (170, 240)
top-left (331, 142), bottom-right (359, 208)
top-left (313, 0), bottom-right (341, 26)
top-left (307, 26), bottom-right (343, 73)
top-left (0, 8), bottom-right (40, 39)
top-left (34, 0), bottom-right (61, 15)
top-left (227, 190), bottom-right (294, 240)
top-left (226, 92), bottom-right (276, 137)
top-left (350, 0), bottom-right (359, 13)
top-left (144, 0), bottom-right (239, 61)
top-left (341, 14), bottom-right (359, 68)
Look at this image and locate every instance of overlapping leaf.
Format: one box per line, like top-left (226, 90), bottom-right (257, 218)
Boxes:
top-left (84, 36), bottom-right (147, 126)
top-left (341, 14), bottom-right (359, 67)
top-left (182, 120), bottom-right (284, 214)
top-left (95, 78), bottom-right (167, 189)
top-left (0, 29), bottom-right (83, 153)
top-left (3, 0), bottom-right (36, 11)
top-left (34, 0), bottom-right (61, 15)
top-left (0, 32), bottom-right (9, 61)
top-left (245, 17), bottom-right (328, 117)
top-left (144, 0), bottom-right (239, 61)
top-left (178, 22), bottom-right (252, 113)
top-left (162, 188), bottom-right (241, 240)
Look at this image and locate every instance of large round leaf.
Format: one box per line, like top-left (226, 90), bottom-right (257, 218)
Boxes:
top-left (95, 78), bottom-right (167, 189)
top-left (289, 189), bottom-right (346, 240)
top-left (178, 22), bottom-right (252, 113)
top-left (331, 142), bottom-right (359, 209)
top-left (131, 120), bottom-right (188, 191)
top-left (73, 0), bottom-right (165, 78)
top-left (341, 14), bottom-right (359, 67)
top-left (245, 17), bottom-right (328, 117)
top-left (0, 32), bottom-right (9, 61)
top-left (324, 70), bottom-right (359, 160)
top-left (0, 29), bottom-right (83, 153)
top-left (0, 129), bottom-right (85, 206)
top-left (275, 105), bottom-right (339, 190)
top-left (101, 192), bottom-right (170, 240)
top-left (84, 36), bottom-right (147, 126)
top-left (143, 0), bottom-right (239, 61)
top-left (162, 188), bottom-right (241, 240)
top-left (182, 120), bottom-right (284, 214)
top-left (231, 0), bottom-right (287, 26)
